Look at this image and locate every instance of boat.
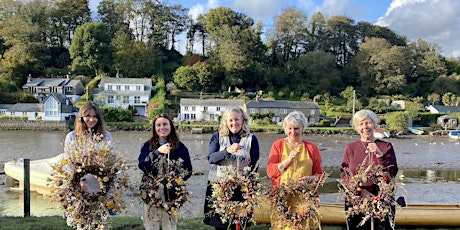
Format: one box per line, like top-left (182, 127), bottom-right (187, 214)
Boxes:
top-left (3, 154), bottom-right (63, 195)
top-left (374, 128), bottom-right (390, 139)
top-left (253, 196), bottom-right (460, 227)
top-left (408, 127), bottom-right (424, 135)
top-left (448, 130), bottom-right (459, 140)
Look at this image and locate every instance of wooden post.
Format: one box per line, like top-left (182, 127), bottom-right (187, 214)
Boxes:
top-left (23, 159), bottom-right (31, 217)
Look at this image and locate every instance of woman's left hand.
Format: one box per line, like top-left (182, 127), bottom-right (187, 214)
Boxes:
top-left (300, 175), bottom-right (317, 183)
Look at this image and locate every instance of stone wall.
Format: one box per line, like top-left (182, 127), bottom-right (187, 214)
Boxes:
top-left (0, 120), bottom-right (67, 131)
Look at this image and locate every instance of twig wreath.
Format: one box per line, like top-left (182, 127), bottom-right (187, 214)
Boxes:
top-left (338, 156), bottom-right (399, 228)
top-left (270, 172), bottom-right (329, 229)
top-left (139, 155), bottom-right (190, 216)
top-left (49, 134), bottom-right (129, 229)
top-left (207, 163), bottom-right (263, 228)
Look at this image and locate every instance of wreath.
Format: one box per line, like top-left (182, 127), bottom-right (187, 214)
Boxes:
top-left (139, 156), bottom-right (189, 216)
top-left (207, 164), bottom-right (263, 228)
top-left (338, 158), bottom-right (400, 227)
top-left (270, 172), bottom-right (329, 229)
top-left (49, 134), bottom-right (128, 229)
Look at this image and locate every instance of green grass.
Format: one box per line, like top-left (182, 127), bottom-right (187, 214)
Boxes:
top-left (0, 216), bottom-right (456, 230)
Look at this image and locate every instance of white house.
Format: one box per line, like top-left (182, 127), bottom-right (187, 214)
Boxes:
top-left (94, 78), bottom-right (152, 116)
top-left (179, 98), bottom-right (245, 122)
top-left (6, 103), bottom-right (44, 120)
top-left (41, 92), bottom-right (78, 121)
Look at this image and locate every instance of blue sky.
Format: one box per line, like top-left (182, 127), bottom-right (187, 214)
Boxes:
top-left (89, 0), bottom-right (460, 58)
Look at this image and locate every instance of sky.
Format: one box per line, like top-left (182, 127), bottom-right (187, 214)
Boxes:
top-left (89, 0), bottom-right (460, 58)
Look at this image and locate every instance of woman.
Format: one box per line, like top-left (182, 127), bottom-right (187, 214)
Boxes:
top-left (203, 107), bottom-right (260, 230)
top-left (64, 101), bottom-right (113, 156)
top-left (138, 114), bottom-right (192, 230)
top-left (266, 111), bottom-right (323, 229)
top-left (340, 109), bottom-right (398, 230)
top-left (63, 101), bottom-right (114, 229)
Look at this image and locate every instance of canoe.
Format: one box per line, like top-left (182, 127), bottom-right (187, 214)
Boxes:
top-left (3, 154), bottom-right (63, 195)
top-left (254, 196), bottom-right (460, 227)
top-left (448, 130), bottom-right (459, 140)
top-left (408, 127), bottom-right (424, 135)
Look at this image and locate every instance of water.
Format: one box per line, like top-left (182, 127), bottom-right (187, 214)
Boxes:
top-left (1, 130), bottom-right (459, 217)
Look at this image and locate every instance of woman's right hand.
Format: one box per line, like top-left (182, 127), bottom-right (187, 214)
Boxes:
top-left (158, 143), bottom-right (171, 154)
top-left (226, 143), bottom-right (241, 154)
top-left (289, 150), bottom-right (299, 160)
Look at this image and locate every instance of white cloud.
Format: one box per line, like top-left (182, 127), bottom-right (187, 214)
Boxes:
top-left (232, 0), bottom-right (283, 23)
top-left (376, 0), bottom-right (460, 58)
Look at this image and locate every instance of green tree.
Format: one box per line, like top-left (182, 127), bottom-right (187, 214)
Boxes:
top-left (173, 65), bottom-right (196, 91)
top-left (427, 92), bottom-right (440, 105)
top-left (69, 22), bottom-right (112, 77)
top-left (384, 112), bottom-right (408, 134)
top-left (442, 92), bottom-right (459, 106)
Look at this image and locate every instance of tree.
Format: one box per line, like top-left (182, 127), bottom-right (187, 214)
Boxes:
top-left (51, 0), bottom-right (91, 47)
top-left (427, 93), bottom-right (440, 105)
top-left (69, 22), bottom-right (112, 76)
top-left (442, 92), bottom-right (459, 106)
top-left (384, 112), bottom-right (408, 134)
top-left (326, 16), bottom-right (359, 67)
top-left (173, 65), bottom-right (196, 91)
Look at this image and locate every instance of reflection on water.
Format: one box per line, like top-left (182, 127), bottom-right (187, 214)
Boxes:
top-left (1, 130), bottom-right (460, 217)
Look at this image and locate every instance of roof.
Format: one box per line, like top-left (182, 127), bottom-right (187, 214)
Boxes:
top-left (45, 92), bottom-right (72, 104)
top-left (9, 103), bottom-right (43, 112)
top-left (0, 104), bottom-right (14, 110)
top-left (428, 105), bottom-right (460, 113)
top-left (22, 78), bottom-right (82, 88)
top-left (180, 98), bottom-right (245, 107)
top-left (99, 77), bottom-right (152, 86)
top-left (246, 100), bottom-right (319, 109)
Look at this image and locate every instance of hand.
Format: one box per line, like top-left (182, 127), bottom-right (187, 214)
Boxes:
top-left (289, 150), bottom-right (299, 160)
top-left (300, 175), bottom-right (317, 183)
top-left (158, 143), bottom-right (171, 154)
top-left (226, 143), bottom-right (241, 154)
top-left (367, 142), bottom-right (383, 157)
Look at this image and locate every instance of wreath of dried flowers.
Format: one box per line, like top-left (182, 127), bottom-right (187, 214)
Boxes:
top-left (270, 172), bottom-right (329, 229)
top-left (207, 164), bottom-right (263, 228)
top-left (338, 157), bottom-right (399, 228)
top-left (49, 134), bottom-right (128, 229)
top-left (139, 156), bottom-right (190, 216)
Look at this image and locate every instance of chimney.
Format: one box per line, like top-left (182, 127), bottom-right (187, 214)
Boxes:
top-left (27, 74), bottom-right (32, 82)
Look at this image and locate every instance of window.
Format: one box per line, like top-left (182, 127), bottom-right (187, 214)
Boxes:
top-left (250, 108), bottom-right (255, 114)
top-left (310, 109), bottom-right (315, 115)
top-left (123, 96), bottom-right (129, 103)
top-left (262, 109), bottom-right (268, 114)
top-left (136, 86), bottom-right (141, 91)
top-left (283, 109), bottom-right (287, 114)
top-left (184, 106), bottom-right (189, 111)
top-left (124, 86), bottom-right (129, 90)
top-left (108, 96), bottom-right (114, 103)
top-left (108, 85), bottom-right (112, 90)
top-left (184, 114), bottom-right (190, 120)
top-left (134, 96), bottom-right (140, 103)
top-left (192, 107), bottom-right (196, 111)
top-left (216, 107), bottom-right (221, 111)
top-left (204, 107), bottom-right (208, 112)
top-left (116, 85), bottom-right (121, 90)
top-left (191, 114), bottom-right (196, 120)
top-left (116, 96), bottom-right (121, 102)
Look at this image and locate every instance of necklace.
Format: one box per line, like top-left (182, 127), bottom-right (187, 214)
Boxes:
top-left (361, 141), bottom-right (369, 154)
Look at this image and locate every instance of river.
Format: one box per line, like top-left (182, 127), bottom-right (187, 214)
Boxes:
top-left (1, 130), bottom-right (459, 217)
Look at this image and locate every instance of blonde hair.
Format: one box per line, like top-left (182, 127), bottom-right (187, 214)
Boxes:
top-left (352, 109), bottom-right (379, 129)
top-left (283, 111), bottom-right (308, 133)
top-left (219, 107), bottom-right (250, 137)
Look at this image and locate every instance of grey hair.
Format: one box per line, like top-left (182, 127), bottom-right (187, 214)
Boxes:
top-left (219, 107), bottom-right (250, 136)
top-left (282, 111), bottom-right (308, 132)
top-left (352, 109), bottom-right (379, 129)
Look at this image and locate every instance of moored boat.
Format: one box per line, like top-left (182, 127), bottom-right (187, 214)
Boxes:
top-left (3, 154), bottom-right (63, 195)
top-left (254, 196), bottom-right (460, 227)
top-left (448, 130), bottom-right (459, 140)
top-left (408, 127), bottom-right (424, 135)
top-left (374, 128), bottom-right (390, 139)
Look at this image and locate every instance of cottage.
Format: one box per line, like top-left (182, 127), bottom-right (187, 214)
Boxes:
top-left (179, 98), bottom-right (245, 122)
top-left (426, 105), bottom-right (460, 114)
top-left (246, 99), bottom-right (320, 124)
top-left (22, 77), bottom-right (85, 103)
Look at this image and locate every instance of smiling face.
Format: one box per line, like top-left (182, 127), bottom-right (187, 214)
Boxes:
top-left (83, 110), bottom-right (99, 131)
top-left (285, 124), bottom-right (303, 144)
top-left (356, 116), bottom-right (375, 142)
top-left (226, 112), bottom-right (243, 134)
top-left (155, 117), bottom-right (171, 140)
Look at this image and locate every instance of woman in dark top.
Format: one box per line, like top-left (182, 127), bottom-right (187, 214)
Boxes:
top-left (340, 109), bottom-right (398, 230)
top-left (138, 114), bottom-right (192, 230)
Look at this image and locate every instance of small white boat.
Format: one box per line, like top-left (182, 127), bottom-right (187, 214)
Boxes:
top-left (374, 128), bottom-right (390, 139)
top-left (448, 130), bottom-right (459, 140)
top-left (3, 154), bottom-right (63, 195)
top-left (408, 127), bottom-right (424, 135)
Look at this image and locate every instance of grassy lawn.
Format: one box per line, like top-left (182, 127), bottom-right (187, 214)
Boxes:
top-left (0, 216), bottom-right (457, 230)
